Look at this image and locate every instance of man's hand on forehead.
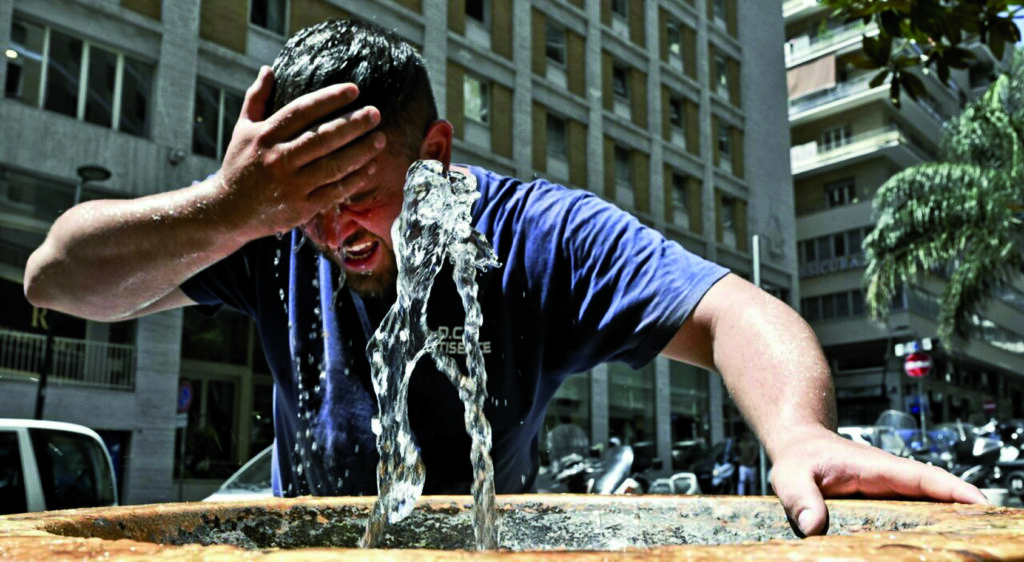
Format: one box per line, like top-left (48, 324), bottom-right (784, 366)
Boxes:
top-left (210, 66), bottom-right (389, 241)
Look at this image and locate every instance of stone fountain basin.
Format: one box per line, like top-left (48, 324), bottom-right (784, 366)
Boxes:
top-left (1, 495), bottom-right (1022, 560)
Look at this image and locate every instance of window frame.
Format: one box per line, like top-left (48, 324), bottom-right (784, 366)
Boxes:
top-left (466, 0), bottom-right (490, 25)
top-left (825, 178), bottom-right (857, 208)
top-left (5, 18), bottom-right (153, 138)
top-left (546, 112), bottom-right (568, 160)
top-left (249, 0), bottom-right (289, 36)
top-left (192, 81), bottom-right (244, 161)
top-left (545, 21), bottom-right (567, 66)
top-left (463, 73), bottom-right (490, 125)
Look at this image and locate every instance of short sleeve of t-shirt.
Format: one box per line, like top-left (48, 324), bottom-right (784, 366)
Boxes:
top-left (471, 166), bottom-right (729, 374)
top-left (179, 238), bottom-right (265, 318)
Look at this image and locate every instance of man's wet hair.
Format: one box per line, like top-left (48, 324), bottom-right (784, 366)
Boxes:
top-left (270, 18), bottom-right (438, 159)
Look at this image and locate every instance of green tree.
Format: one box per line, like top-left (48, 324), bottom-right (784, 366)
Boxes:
top-left (823, 0), bottom-right (1022, 106)
top-left (864, 49), bottom-right (1024, 345)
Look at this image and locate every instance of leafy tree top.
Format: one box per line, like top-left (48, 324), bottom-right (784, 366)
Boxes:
top-left (822, 0), bottom-right (1022, 106)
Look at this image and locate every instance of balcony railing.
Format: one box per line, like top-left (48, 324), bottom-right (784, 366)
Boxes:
top-left (0, 330), bottom-right (136, 391)
top-left (786, 21), bottom-right (873, 64)
top-left (790, 125), bottom-right (931, 173)
top-left (789, 73), bottom-right (877, 115)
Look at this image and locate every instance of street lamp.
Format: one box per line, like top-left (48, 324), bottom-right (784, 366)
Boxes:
top-left (34, 164), bottom-right (113, 420)
top-left (74, 164), bottom-right (112, 205)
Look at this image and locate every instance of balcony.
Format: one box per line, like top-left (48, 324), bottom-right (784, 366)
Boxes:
top-left (789, 73), bottom-right (877, 117)
top-left (790, 125), bottom-right (933, 177)
top-left (783, 0), bottom-right (827, 20)
top-left (0, 329), bottom-right (136, 391)
top-left (786, 21), bottom-right (875, 66)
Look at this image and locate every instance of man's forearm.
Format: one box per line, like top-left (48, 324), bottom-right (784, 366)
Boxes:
top-left (24, 177), bottom-right (245, 321)
top-left (710, 280), bottom-right (838, 460)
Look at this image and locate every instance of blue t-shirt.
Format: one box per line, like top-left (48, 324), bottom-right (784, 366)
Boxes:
top-left (180, 165), bottom-right (728, 497)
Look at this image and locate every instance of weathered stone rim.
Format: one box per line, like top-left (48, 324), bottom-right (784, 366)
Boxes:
top-left (1, 495), bottom-right (1022, 560)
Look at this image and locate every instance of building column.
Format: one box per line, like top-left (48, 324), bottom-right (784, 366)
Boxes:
top-left (124, 309), bottom-right (183, 504)
top-left (697, 0), bottom-right (717, 263)
top-left (422, 0), bottom-right (449, 116)
top-left (708, 370), bottom-right (725, 444)
top-left (584, 0), bottom-right (605, 194)
top-left (513, 1), bottom-right (534, 178)
top-left (589, 364), bottom-right (609, 448)
top-left (654, 356), bottom-right (672, 475)
top-left (150, 0), bottom-right (201, 151)
top-left (646, 0), bottom-right (665, 226)
top-left (0, 0), bottom-right (13, 92)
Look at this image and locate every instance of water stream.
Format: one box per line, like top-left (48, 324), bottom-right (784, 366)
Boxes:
top-left (359, 160), bottom-right (501, 549)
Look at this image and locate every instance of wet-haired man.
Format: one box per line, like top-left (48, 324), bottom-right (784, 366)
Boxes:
top-left (25, 19), bottom-right (988, 537)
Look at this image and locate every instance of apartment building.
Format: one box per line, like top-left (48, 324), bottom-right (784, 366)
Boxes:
top-left (0, 0), bottom-right (794, 502)
top-left (784, 0), bottom-right (1024, 427)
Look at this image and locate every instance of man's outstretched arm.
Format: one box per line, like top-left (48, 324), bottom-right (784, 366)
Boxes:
top-left (661, 273), bottom-right (988, 537)
top-left (25, 66), bottom-right (385, 321)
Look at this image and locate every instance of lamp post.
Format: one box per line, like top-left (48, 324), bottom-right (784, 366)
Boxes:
top-left (34, 164), bottom-right (112, 420)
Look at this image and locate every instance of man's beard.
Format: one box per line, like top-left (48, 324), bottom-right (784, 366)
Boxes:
top-left (341, 258), bottom-right (398, 299)
top-left (317, 241), bottom-right (398, 299)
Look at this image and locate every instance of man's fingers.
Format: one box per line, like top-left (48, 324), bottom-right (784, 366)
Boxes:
top-left (282, 106), bottom-right (381, 168)
top-left (298, 132), bottom-right (386, 193)
top-left (306, 162), bottom-right (379, 211)
top-left (867, 454), bottom-right (991, 505)
top-left (262, 83), bottom-right (361, 143)
top-left (240, 66), bottom-right (274, 123)
top-left (771, 466), bottom-right (829, 538)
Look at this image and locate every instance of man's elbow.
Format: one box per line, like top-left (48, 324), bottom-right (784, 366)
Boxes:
top-left (23, 250), bottom-right (54, 309)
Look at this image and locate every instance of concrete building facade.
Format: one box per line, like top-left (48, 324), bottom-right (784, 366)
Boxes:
top-left (0, 0), bottom-right (794, 501)
top-left (783, 0), bottom-right (1024, 429)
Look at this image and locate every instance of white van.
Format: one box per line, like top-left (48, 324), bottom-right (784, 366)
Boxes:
top-left (0, 418), bottom-right (118, 514)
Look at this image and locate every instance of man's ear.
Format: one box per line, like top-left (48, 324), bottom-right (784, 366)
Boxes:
top-left (419, 120), bottom-right (453, 169)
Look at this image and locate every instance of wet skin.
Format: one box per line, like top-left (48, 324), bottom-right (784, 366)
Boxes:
top-left (302, 147), bottom-right (412, 297)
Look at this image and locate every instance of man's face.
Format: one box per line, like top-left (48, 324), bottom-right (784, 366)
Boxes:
top-left (301, 148), bottom-right (412, 298)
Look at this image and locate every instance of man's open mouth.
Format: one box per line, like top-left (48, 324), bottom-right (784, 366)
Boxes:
top-left (343, 239), bottom-right (378, 265)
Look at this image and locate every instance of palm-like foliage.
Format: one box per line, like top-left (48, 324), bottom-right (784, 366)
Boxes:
top-left (864, 50), bottom-right (1024, 345)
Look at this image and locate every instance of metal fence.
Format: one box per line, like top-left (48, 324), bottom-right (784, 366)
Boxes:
top-left (0, 330), bottom-right (136, 391)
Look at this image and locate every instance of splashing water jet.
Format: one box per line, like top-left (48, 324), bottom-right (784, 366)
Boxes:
top-left (360, 160), bottom-right (501, 549)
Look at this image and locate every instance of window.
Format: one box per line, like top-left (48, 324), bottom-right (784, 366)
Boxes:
top-left (193, 82), bottom-right (244, 160)
top-left (669, 98), bottom-right (684, 129)
top-left (5, 19), bottom-right (152, 137)
top-left (612, 64), bottom-right (629, 99)
top-left (715, 53), bottom-right (729, 97)
top-left (463, 74), bottom-right (490, 124)
top-left (851, 289), bottom-right (865, 316)
top-left (713, 0), bottom-right (727, 27)
top-left (466, 0), bottom-right (489, 23)
top-left (546, 113), bottom-right (567, 160)
top-left (847, 228), bottom-right (864, 255)
top-left (667, 21), bottom-right (682, 57)
top-left (250, 0), bottom-right (287, 35)
top-left (672, 173), bottom-right (689, 229)
top-left (825, 178), bottom-right (857, 208)
top-left (720, 194), bottom-right (736, 247)
top-left (0, 431), bottom-right (27, 515)
top-left (30, 428), bottom-right (115, 510)
top-left (833, 231), bottom-right (847, 257)
top-left (819, 124), bottom-right (852, 152)
top-left (802, 290), bottom-right (869, 323)
top-left (546, 22), bottom-right (566, 65)
top-left (718, 121), bottom-right (733, 172)
top-left (614, 146), bottom-right (631, 185)
top-left (611, 0), bottom-right (628, 18)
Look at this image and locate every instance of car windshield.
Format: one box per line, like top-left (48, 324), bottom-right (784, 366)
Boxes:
top-left (29, 428), bottom-right (115, 510)
top-left (222, 447), bottom-right (273, 492)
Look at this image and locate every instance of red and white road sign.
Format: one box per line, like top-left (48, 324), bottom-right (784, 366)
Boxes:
top-left (904, 352), bottom-right (932, 378)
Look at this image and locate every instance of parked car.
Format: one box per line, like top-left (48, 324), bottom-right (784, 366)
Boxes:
top-left (0, 418), bottom-right (117, 514)
top-left (203, 445), bottom-right (274, 501)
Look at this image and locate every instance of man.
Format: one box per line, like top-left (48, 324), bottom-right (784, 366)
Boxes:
top-left (24, 19), bottom-right (986, 537)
